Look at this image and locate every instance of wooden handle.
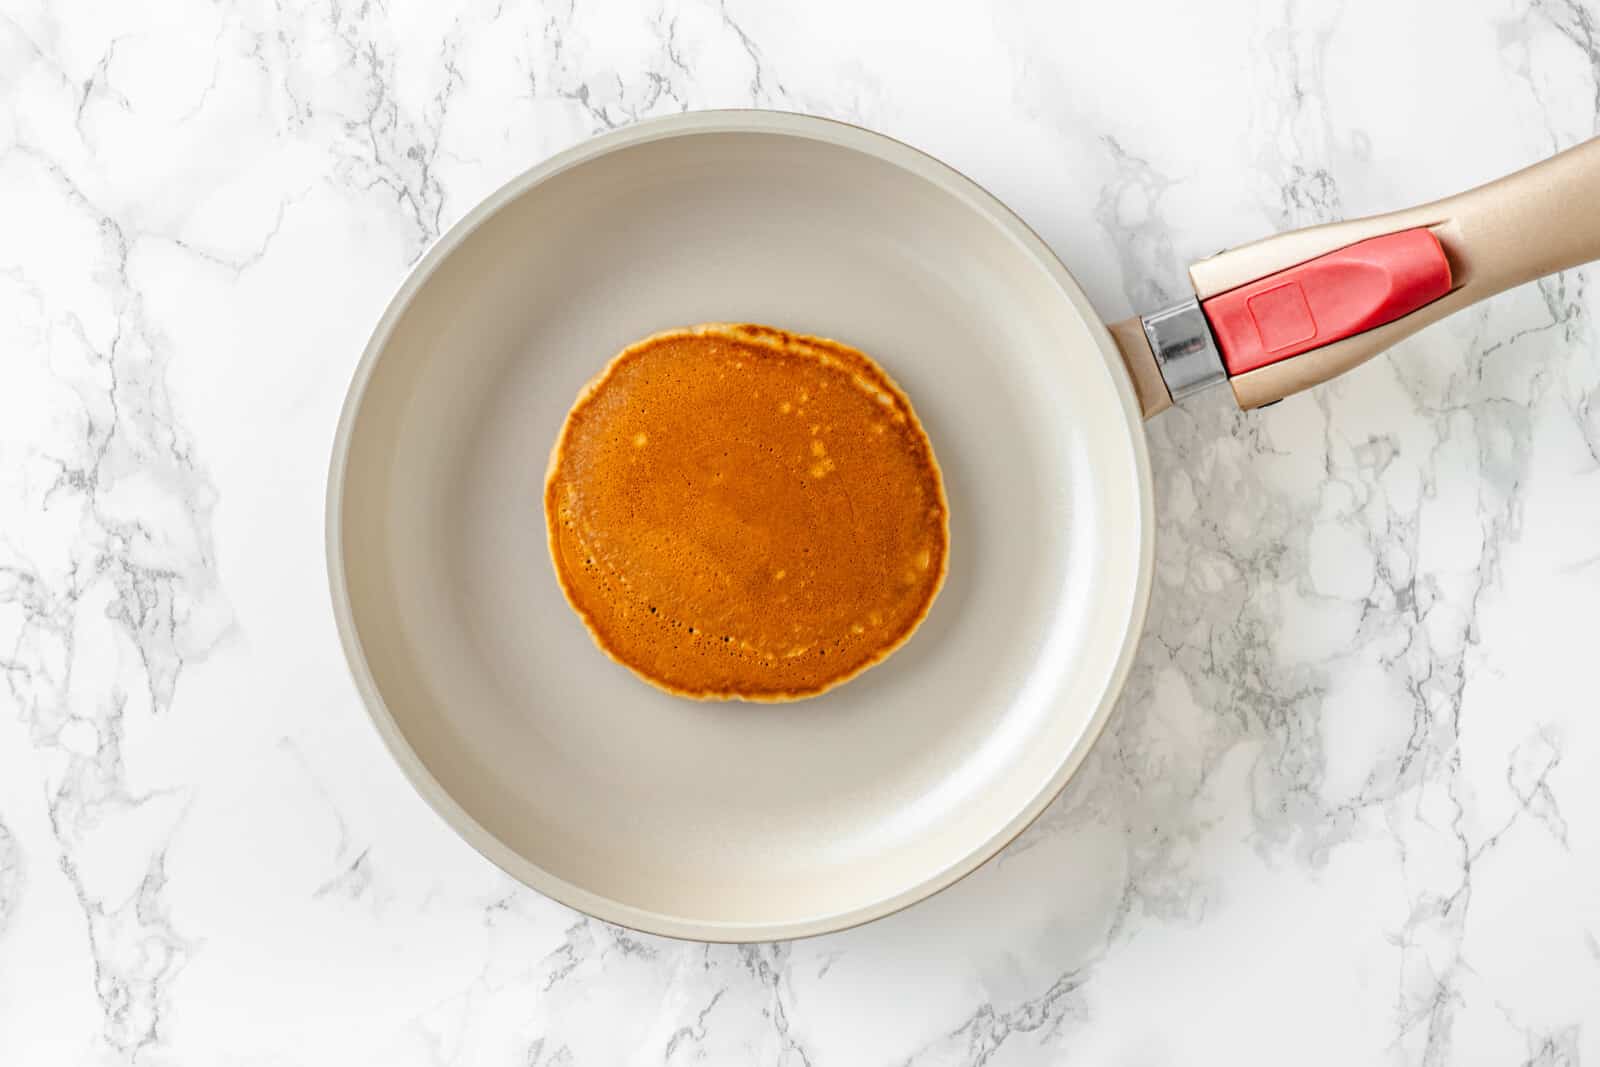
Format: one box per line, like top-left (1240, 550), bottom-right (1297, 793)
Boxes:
top-left (1192, 137), bottom-right (1600, 409)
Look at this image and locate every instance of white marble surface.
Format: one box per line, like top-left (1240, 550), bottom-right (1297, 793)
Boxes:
top-left (2, 0), bottom-right (1599, 1062)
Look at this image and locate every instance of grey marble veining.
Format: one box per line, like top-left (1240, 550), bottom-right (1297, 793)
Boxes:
top-left (1, 0), bottom-right (1598, 1063)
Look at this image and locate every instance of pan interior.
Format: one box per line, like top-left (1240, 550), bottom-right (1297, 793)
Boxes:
top-left (335, 120), bottom-right (1148, 938)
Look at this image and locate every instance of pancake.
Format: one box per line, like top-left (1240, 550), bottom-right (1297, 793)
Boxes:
top-left (544, 323), bottom-right (949, 701)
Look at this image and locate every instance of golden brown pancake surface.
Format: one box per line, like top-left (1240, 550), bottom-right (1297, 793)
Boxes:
top-left (545, 323), bottom-right (949, 701)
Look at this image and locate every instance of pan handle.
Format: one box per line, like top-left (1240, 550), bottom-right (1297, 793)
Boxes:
top-left (1110, 137), bottom-right (1600, 416)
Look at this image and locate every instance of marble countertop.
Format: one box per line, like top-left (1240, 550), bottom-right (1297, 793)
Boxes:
top-left (3, 0), bottom-right (1599, 1062)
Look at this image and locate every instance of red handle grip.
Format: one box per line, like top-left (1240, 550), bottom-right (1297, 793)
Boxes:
top-left (1201, 229), bottom-right (1453, 376)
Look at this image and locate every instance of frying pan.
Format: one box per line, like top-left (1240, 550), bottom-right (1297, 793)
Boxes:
top-left (327, 111), bottom-right (1600, 941)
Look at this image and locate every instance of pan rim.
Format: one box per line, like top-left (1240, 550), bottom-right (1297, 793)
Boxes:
top-left (325, 109), bottom-right (1155, 942)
